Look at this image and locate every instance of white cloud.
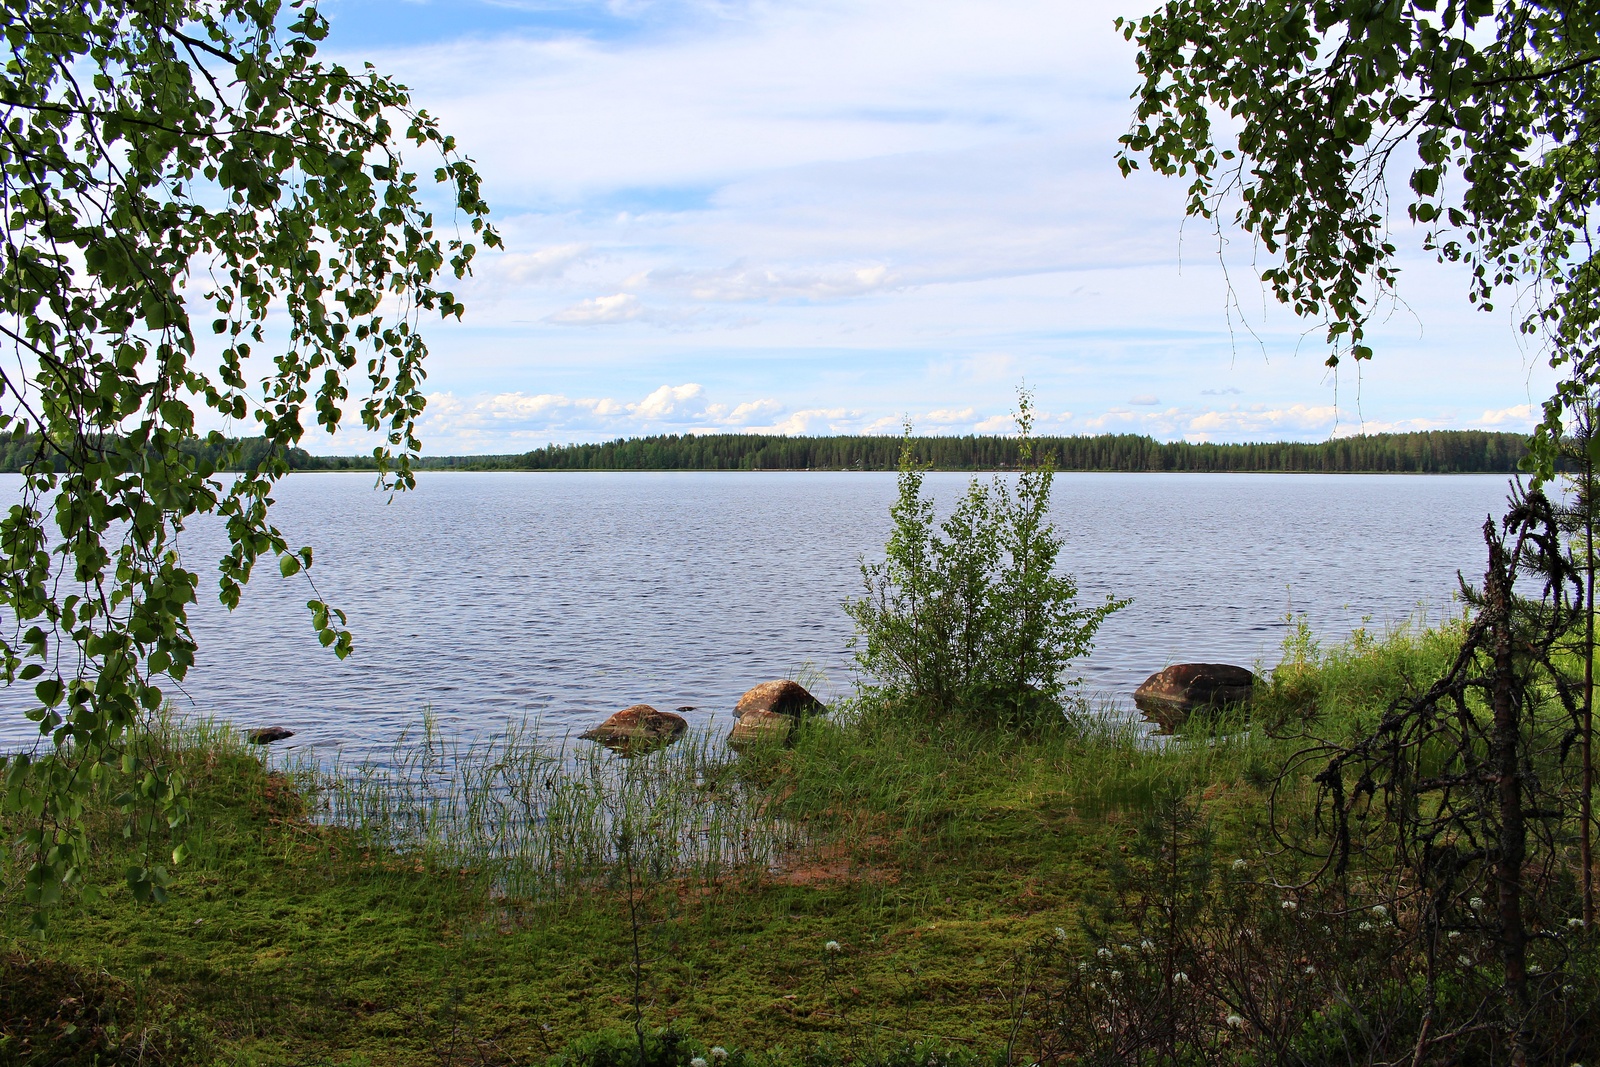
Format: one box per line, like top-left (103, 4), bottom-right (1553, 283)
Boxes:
top-left (1189, 406), bottom-right (1341, 437)
top-left (1479, 403), bottom-right (1536, 428)
top-left (1328, 414), bottom-right (1462, 436)
top-left (644, 263), bottom-right (897, 303)
top-left (546, 292), bottom-right (647, 324)
top-left (630, 383), bottom-right (704, 418)
top-left (762, 408), bottom-right (862, 435)
top-left (725, 398), bottom-right (782, 421)
top-left (972, 414), bottom-right (1017, 434)
top-left (1073, 403), bottom-right (1348, 441)
top-left (391, 384), bottom-right (813, 449)
top-left (355, 0), bottom-right (1136, 198)
top-left (499, 243), bottom-right (589, 283)
top-left (1128, 394), bottom-right (1160, 406)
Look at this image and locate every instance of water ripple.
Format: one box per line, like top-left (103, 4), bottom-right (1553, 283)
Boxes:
top-left (0, 470), bottom-right (1515, 762)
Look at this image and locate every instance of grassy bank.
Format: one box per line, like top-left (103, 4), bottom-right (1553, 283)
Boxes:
top-left (3, 616), bottom-right (1596, 1065)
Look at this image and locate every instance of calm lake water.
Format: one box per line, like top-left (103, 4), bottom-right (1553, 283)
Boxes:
top-left (0, 471), bottom-right (1522, 760)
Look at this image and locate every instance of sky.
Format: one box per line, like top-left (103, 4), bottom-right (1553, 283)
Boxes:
top-left (288, 0), bottom-right (1556, 454)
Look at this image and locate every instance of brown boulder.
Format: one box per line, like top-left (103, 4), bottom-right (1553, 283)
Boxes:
top-left (247, 726), bottom-right (295, 745)
top-left (579, 704), bottom-right (687, 752)
top-left (727, 680), bottom-right (826, 747)
top-left (735, 680), bottom-right (825, 720)
top-left (1133, 663), bottom-right (1255, 723)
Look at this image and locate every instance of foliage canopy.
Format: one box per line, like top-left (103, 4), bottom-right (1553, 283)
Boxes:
top-left (0, 0), bottom-right (497, 914)
top-left (1117, 0), bottom-right (1600, 471)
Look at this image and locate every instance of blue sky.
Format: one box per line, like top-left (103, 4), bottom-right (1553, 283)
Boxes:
top-left (293, 0), bottom-right (1554, 454)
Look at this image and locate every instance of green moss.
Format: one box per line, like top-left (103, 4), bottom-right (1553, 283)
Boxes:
top-left (0, 620), bottom-right (1474, 1065)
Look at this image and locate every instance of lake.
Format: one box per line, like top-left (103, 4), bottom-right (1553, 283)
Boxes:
top-left (0, 470), bottom-right (1522, 760)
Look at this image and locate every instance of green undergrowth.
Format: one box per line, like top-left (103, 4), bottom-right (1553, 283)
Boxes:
top-left (0, 618), bottom-right (1470, 1066)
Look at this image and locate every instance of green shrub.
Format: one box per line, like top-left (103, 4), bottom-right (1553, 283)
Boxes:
top-left (846, 391), bottom-right (1126, 730)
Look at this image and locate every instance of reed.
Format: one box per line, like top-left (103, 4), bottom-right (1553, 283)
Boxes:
top-left (285, 713), bottom-right (800, 900)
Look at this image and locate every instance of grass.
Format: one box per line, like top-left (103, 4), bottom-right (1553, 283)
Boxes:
top-left (0, 613), bottom-right (1517, 1066)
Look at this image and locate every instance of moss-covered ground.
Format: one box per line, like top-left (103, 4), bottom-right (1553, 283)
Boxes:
top-left (0, 618), bottom-right (1494, 1065)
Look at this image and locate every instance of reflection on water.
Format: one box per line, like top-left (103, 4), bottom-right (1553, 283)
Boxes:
top-left (0, 470), bottom-right (1514, 761)
top-left (1133, 696), bottom-right (1187, 736)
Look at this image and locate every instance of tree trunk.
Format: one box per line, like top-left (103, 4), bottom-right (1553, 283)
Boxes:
top-left (1584, 436), bottom-right (1595, 927)
top-left (1486, 535), bottom-right (1530, 1061)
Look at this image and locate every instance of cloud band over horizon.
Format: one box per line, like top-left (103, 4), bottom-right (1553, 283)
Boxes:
top-left (290, 0), bottom-right (1555, 455)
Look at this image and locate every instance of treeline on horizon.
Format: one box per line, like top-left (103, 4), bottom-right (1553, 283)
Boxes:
top-left (484, 429), bottom-right (1532, 473)
top-left (0, 429), bottom-right (1538, 475)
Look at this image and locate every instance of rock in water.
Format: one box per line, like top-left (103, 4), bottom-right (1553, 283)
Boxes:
top-left (736, 680), bottom-right (826, 719)
top-left (247, 726), bottom-right (295, 745)
top-left (1133, 663), bottom-right (1255, 727)
top-left (579, 704), bottom-right (688, 752)
top-left (728, 680), bottom-right (826, 747)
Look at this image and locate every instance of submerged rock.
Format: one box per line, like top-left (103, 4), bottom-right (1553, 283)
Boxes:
top-left (728, 709), bottom-right (794, 746)
top-left (579, 704), bottom-right (687, 752)
top-left (727, 680), bottom-right (826, 747)
top-left (246, 726), bottom-right (295, 745)
top-left (1133, 663), bottom-right (1255, 730)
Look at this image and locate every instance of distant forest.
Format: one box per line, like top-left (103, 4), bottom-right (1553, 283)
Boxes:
top-left (469, 430), bottom-right (1532, 473)
top-left (0, 429), bottom-right (1535, 474)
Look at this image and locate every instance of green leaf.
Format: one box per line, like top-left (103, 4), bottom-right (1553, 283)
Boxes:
top-left (2, 0), bottom-right (494, 913)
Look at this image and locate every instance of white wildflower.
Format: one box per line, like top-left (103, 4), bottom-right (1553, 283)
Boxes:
top-left (1055, 927), bottom-right (1069, 942)
top-left (1097, 947), bottom-right (1114, 959)
top-left (1078, 962), bottom-right (1090, 973)
top-left (1226, 1014), bottom-right (1245, 1030)
top-left (711, 1049), bottom-right (728, 1062)
top-left (1569, 918), bottom-right (1586, 929)
top-left (1140, 940), bottom-right (1155, 952)
top-left (1303, 964), bottom-right (1315, 975)
top-left (1173, 972), bottom-right (1189, 984)
top-left (1447, 931), bottom-right (1462, 940)
top-left (824, 940), bottom-right (841, 954)
top-left (1459, 955), bottom-right (1473, 967)
top-left (1470, 897), bottom-right (1486, 910)
top-left (1110, 970), bottom-right (1122, 981)
top-left (1371, 905), bottom-right (1388, 918)
top-left (1232, 858), bottom-right (1248, 870)
top-left (1281, 900), bottom-right (1298, 912)
top-left (1358, 922), bottom-right (1374, 932)
top-left (691, 1058), bottom-right (708, 1067)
